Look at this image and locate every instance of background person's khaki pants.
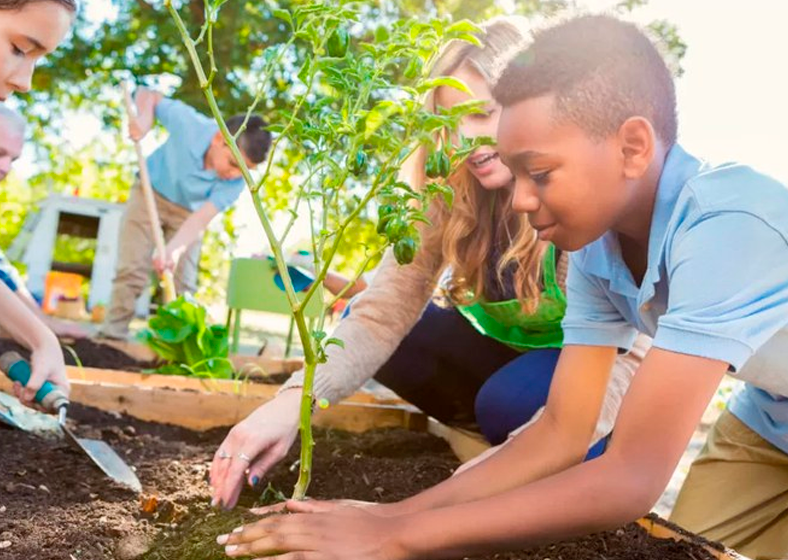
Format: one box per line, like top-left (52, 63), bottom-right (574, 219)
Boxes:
top-left (670, 409), bottom-right (788, 560)
top-left (100, 184), bottom-right (202, 339)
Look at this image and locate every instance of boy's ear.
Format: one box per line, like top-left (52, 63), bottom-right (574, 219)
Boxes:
top-left (617, 117), bottom-right (655, 180)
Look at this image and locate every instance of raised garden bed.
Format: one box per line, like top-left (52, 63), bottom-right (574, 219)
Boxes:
top-left (0, 338), bottom-right (421, 433)
top-left (0, 402), bottom-right (746, 560)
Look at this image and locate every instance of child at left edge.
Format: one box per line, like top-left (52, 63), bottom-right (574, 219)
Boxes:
top-left (0, 0), bottom-right (78, 405)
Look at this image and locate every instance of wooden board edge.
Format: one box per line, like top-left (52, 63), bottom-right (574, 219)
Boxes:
top-left (636, 517), bottom-right (750, 560)
top-left (426, 419), bottom-right (490, 463)
top-left (62, 366), bottom-right (409, 407)
top-left (43, 378), bottom-right (427, 433)
top-left (95, 338), bottom-right (304, 375)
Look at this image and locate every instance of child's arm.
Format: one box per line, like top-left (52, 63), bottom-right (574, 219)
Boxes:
top-left (453, 335), bottom-right (646, 477)
top-left (0, 283), bottom-right (68, 403)
top-left (153, 201), bottom-right (219, 274)
top-left (388, 343), bottom-right (618, 514)
top-left (389, 348), bottom-right (726, 558)
top-left (128, 88), bottom-right (163, 142)
top-left (220, 346), bottom-right (725, 560)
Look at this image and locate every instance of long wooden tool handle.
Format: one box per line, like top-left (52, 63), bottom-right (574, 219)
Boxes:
top-left (121, 82), bottom-right (177, 304)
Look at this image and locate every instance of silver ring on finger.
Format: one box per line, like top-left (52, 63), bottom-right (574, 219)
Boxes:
top-left (237, 452), bottom-right (252, 463)
top-left (218, 450), bottom-right (231, 460)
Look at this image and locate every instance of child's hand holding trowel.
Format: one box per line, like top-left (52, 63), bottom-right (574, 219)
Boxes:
top-left (0, 283), bottom-right (69, 407)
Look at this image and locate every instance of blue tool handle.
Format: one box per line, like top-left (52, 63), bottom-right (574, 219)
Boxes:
top-left (0, 353), bottom-right (69, 412)
top-left (6, 359), bottom-right (56, 404)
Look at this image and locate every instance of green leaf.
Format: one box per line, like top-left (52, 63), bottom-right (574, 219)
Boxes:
top-left (417, 76), bottom-right (471, 95)
top-left (364, 101), bottom-right (402, 140)
top-left (455, 33), bottom-right (483, 47)
top-left (446, 20), bottom-right (482, 36)
top-left (297, 58), bottom-right (312, 84)
top-left (272, 9), bottom-right (293, 29)
top-left (141, 296), bottom-right (231, 379)
top-left (326, 337), bottom-right (345, 349)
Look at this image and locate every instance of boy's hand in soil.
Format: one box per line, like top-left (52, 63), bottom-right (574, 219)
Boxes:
top-left (218, 506), bottom-right (407, 560)
top-left (210, 389), bottom-right (301, 509)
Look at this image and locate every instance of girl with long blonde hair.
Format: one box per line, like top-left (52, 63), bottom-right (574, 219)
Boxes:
top-left (210, 16), bottom-right (646, 510)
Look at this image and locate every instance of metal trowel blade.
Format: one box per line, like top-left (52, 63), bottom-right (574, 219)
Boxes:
top-left (61, 425), bottom-right (143, 493)
top-left (0, 392), bottom-right (61, 435)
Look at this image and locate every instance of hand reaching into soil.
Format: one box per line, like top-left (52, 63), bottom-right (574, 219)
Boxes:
top-left (217, 505), bottom-right (407, 560)
top-left (210, 389), bottom-right (302, 509)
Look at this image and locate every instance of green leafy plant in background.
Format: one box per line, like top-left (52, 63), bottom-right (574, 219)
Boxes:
top-left (140, 295), bottom-right (234, 379)
top-left (166, 0), bottom-right (487, 499)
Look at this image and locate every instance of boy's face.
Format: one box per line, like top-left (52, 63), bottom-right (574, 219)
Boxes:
top-left (206, 133), bottom-right (256, 180)
top-left (497, 95), bottom-right (634, 251)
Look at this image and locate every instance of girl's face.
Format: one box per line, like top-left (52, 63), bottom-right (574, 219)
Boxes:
top-left (435, 65), bottom-right (513, 191)
top-left (0, 1), bottom-right (73, 101)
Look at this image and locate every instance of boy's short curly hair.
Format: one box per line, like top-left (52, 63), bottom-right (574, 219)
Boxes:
top-left (493, 15), bottom-right (677, 146)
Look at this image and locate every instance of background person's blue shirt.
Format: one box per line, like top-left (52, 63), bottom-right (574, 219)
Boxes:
top-left (562, 144), bottom-right (788, 454)
top-left (146, 99), bottom-right (244, 212)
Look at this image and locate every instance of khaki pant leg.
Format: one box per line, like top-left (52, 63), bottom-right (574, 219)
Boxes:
top-left (100, 184), bottom-right (156, 338)
top-left (670, 409), bottom-right (788, 560)
top-left (156, 194), bottom-right (202, 296)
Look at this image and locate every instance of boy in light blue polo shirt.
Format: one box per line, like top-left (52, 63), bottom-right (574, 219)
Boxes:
top-left (488, 15), bottom-right (788, 559)
top-left (100, 90), bottom-right (271, 339)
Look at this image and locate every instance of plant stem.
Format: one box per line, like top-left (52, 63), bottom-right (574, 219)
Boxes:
top-left (166, 1), bottom-right (301, 313)
top-left (292, 352), bottom-right (316, 500)
top-left (325, 245), bottom-right (385, 310)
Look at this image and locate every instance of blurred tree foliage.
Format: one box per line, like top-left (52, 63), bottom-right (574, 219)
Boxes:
top-left (3, 0), bottom-right (684, 301)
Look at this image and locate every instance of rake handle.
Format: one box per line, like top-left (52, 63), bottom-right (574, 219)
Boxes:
top-left (121, 81), bottom-right (177, 304)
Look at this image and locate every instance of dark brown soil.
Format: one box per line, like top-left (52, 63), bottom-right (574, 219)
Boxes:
top-left (0, 338), bottom-right (154, 372)
top-left (0, 403), bottom-right (725, 560)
